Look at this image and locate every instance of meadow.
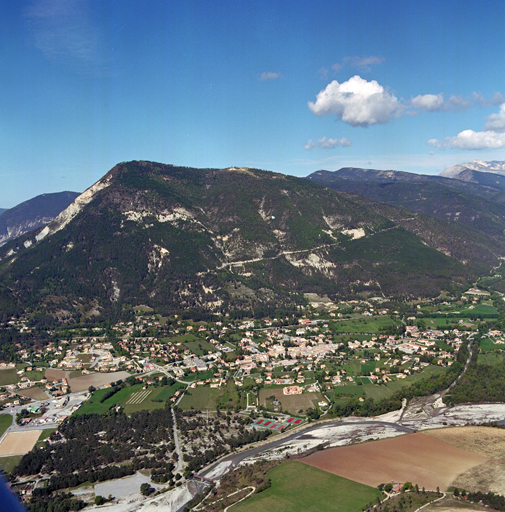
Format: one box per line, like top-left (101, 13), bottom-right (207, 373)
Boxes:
top-left (234, 460), bottom-right (381, 512)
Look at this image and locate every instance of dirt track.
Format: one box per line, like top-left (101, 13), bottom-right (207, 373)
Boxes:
top-left (302, 432), bottom-right (488, 490)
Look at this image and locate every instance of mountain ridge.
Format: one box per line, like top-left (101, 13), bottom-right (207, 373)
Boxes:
top-left (0, 161), bottom-right (502, 323)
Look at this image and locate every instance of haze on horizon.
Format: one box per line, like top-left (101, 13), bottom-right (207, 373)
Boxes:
top-left (1, 0), bottom-right (505, 207)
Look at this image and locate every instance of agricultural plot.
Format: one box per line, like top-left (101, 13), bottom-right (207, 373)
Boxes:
top-left (477, 352), bottom-right (503, 365)
top-left (302, 432), bottom-right (488, 491)
top-left (331, 316), bottom-right (400, 334)
top-left (259, 388), bottom-right (325, 415)
top-left (480, 338), bottom-right (504, 352)
top-left (67, 370), bottom-right (131, 392)
top-left (234, 460), bottom-right (381, 512)
top-left (75, 383), bottom-right (177, 416)
top-left (0, 431), bottom-right (42, 456)
top-left (0, 368), bottom-right (19, 386)
top-left (17, 387), bottom-right (49, 401)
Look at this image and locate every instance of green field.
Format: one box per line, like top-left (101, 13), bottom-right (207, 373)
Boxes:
top-left (331, 316), bottom-right (399, 334)
top-left (478, 352), bottom-right (504, 365)
top-left (36, 428), bottom-right (57, 448)
top-left (480, 338), bottom-right (504, 352)
top-left (0, 414), bottom-right (12, 437)
top-left (0, 455), bottom-right (22, 474)
top-left (182, 339), bottom-right (216, 356)
top-left (234, 460), bottom-right (381, 512)
top-left (0, 369), bottom-right (18, 386)
top-left (178, 386), bottom-right (221, 411)
top-left (75, 383), bottom-right (182, 416)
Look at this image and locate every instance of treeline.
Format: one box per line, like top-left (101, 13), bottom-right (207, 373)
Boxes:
top-left (467, 491), bottom-right (505, 511)
top-left (449, 361), bottom-right (505, 404)
top-left (27, 492), bottom-right (85, 512)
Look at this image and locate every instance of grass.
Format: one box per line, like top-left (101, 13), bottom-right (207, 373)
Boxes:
top-left (0, 414), bottom-right (12, 437)
top-left (182, 339), bottom-right (216, 356)
top-left (36, 428), bottom-right (57, 448)
top-left (0, 369), bottom-right (18, 386)
top-left (0, 455), bottom-right (22, 474)
top-left (74, 383), bottom-right (182, 416)
top-left (234, 460), bottom-right (381, 512)
top-left (331, 316), bottom-right (400, 334)
top-left (477, 352), bottom-right (504, 365)
top-left (179, 386), bottom-right (221, 411)
top-left (480, 338), bottom-right (504, 352)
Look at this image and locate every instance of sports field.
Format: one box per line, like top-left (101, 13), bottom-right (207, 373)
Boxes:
top-left (234, 460), bottom-right (381, 512)
top-left (0, 430), bottom-right (42, 456)
top-left (302, 432), bottom-right (488, 491)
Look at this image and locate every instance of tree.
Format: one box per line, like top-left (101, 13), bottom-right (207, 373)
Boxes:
top-left (95, 495), bottom-right (105, 505)
top-left (140, 483), bottom-right (151, 496)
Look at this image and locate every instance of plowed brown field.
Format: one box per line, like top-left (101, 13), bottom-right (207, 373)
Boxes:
top-left (302, 432), bottom-right (488, 491)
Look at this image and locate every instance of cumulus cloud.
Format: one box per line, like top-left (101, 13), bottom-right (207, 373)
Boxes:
top-left (308, 76), bottom-right (403, 127)
top-left (411, 93), bottom-right (445, 112)
top-left (304, 137), bottom-right (352, 150)
top-left (428, 103), bottom-right (505, 150)
top-left (258, 71), bottom-right (281, 81)
top-left (427, 130), bottom-right (505, 150)
top-left (484, 103), bottom-right (505, 132)
top-left (410, 93), bottom-right (472, 112)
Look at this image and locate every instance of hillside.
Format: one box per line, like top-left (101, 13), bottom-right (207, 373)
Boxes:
top-left (0, 191), bottom-right (80, 247)
top-left (0, 161), bottom-right (503, 323)
top-left (306, 168), bottom-right (505, 241)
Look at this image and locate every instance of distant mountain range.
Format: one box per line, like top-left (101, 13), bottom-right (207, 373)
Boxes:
top-left (440, 159), bottom-right (505, 179)
top-left (306, 167), bottom-right (505, 242)
top-left (1, 161), bottom-right (502, 323)
top-left (0, 192), bottom-right (79, 247)
top-left (0, 209), bottom-right (7, 216)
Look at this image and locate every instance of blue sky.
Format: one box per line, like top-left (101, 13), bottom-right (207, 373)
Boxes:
top-left (2, 0), bottom-right (505, 207)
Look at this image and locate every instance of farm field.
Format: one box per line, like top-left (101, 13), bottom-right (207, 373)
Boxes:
top-left (75, 382), bottom-right (180, 415)
top-left (477, 352), bottom-right (503, 365)
top-left (67, 370), bottom-right (131, 392)
top-left (480, 338), bottom-right (504, 352)
top-left (331, 316), bottom-right (399, 333)
top-left (302, 432), bottom-right (488, 491)
top-left (17, 387), bottom-right (49, 400)
top-left (0, 430), bottom-right (42, 456)
top-left (0, 455), bottom-right (22, 474)
top-left (425, 426), bottom-right (505, 494)
top-left (259, 388), bottom-right (325, 415)
top-left (234, 460), bottom-right (381, 512)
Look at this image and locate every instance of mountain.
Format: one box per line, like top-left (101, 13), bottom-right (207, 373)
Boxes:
top-left (440, 160), bottom-right (505, 179)
top-left (306, 168), bottom-right (505, 241)
top-left (0, 192), bottom-right (80, 247)
top-left (0, 209), bottom-right (6, 216)
top-left (0, 161), bottom-right (503, 323)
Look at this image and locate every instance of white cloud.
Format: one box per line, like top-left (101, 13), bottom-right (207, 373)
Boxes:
top-left (308, 76), bottom-right (403, 127)
top-left (472, 91), bottom-right (505, 107)
top-left (304, 137), bottom-right (352, 150)
top-left (327, 55), bottom-right (385, 75)
top-left (258, 71), bottom-right (281, 81)
top-left (24, 0), bottom-right (102, 70)
top-left (411, 94), bottom-right (445, 112)
top-left (427, 130), bottom-right (505, 150)
top-left (484, 103), bottom-right (505, 132)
